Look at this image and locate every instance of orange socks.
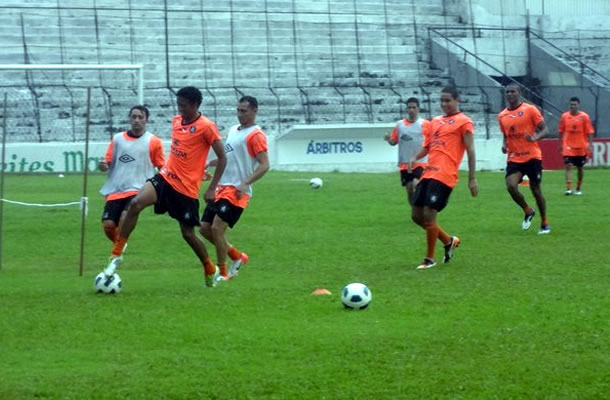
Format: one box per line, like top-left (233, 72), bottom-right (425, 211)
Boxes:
top-left (218, 263), bottom-right (228, 277)
top-left (566, 180), bottom-right (572, 190)
top-left (228, 246), bottom-right (242, 261)
top-left (541, 217), bottom-right (549, 227)
top-left (523, 205), bottom-right (534, 214)
top-left (111, 236), bottom-right (128, 257)
top-left (203, 259), bottom-right (216, 276)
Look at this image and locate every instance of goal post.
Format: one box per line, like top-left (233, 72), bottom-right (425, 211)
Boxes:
top-left (0, 64), bottom-right (144, 105)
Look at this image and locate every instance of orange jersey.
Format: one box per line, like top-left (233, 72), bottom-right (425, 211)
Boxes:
top-left (559, 111), bottom-right (594, 156)
top-left (498, 103), bottom-right (544, 163)
top-left (422, 112), bottom-right (474, 188)
top-left (160, 114), bottom-right (221, 199)
top-left (390, 118), bottom-right (430, 171)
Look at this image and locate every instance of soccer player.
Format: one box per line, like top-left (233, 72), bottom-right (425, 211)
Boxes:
top-left (498, 83), bottom-right (551, 234)
top-left (102, 86), bottom-right (227, 287)
top-left (558, 97), bottom-right (595, 195)
top-left (98, 105), bottom-right (165, 245)
top-left (199, 96), bottom-right (269, 280)
top-left (409, 87), bottom-right (478, 270)
top-left (384, 97), bottom-right (430, 204)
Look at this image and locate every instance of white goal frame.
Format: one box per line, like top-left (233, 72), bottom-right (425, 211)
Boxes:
top-left (0, 64), bottom-right (144, 104)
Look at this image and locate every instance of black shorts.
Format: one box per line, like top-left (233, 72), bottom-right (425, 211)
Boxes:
top-left (400, 167), bottom-right (424, 186)
top-left (102, 195), bottom-right (135, 224)
top-left (505, 159), bottom-right (543, 185)
top-left (149, 174), bottom-right (201, 227)
top-left (201, 198), bottom-right (244, 229)
top-left (412, 178), bottom-right (453, 212)
top-left (563, 156), bottom-right (586, 168)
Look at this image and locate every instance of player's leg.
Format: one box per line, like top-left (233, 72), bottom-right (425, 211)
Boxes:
top-left (211, 215), bottom-right (230, 277)
top-left (405, 180), bottom-right (416, 205)
top-left (527, 161), bottom-right (550, 234)
top-left (114, 183), bottom-right (157, 254)
top-left (576, 161), bottom-right (584, 194)
top-left (199, 201), bottom-right (216, 244)
top-left (179, 222), bottom-right (219, 287)
top-left (102, 219), bottom-right (118, 242)
top-left (417, 206), bottom-right (439, 269)
top-left (103, 183), bottom-right (157, 276)
top-left (564, 159), bottom-right (573, 195)
top-left (506, 166), bottom-right (535, 229)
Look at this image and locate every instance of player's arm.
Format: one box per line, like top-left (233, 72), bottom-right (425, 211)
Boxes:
top-left (98, 141), bottom-right (113, 172)
top-left (463, 130), bottom-right (478, 197)
top-left (557, 116), bottom-right (565, 154)
top-left (384, 126), bottom-right (398, 145)
top-left (527, 120), bottom-right (549, 142)
top-left (236, 151), bottom-right (270, 198)
top-left (203, 139), bottom-right (227, 203)
top-left (408, 146), bottom-right (428, 172)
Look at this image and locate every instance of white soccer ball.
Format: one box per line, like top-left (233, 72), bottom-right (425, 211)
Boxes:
top-left (309, 177), bottom-right (323, 189)
top-left (341, 282), bottom-right (372, 310)
top-left (94, 272), bottom-right (122, 294)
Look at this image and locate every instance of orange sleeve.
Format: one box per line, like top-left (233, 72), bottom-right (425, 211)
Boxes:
top-left (204, 123), bottom-right (222, 145)
top-left (497, 115), bottom-right (506, 136)
top-left (104, 140), bottom-right (114, 164)
top-left (530, 105), bottom-right (544, 127)
top-left (558, 114), bottom-right (566, 134)
top-left (424, 121), bottom-right (432, 147)
top-left (585, 114), bottom-right (595, 135)
top-left (149, 135), bottom-right (165, 168)
top-left (390, 124), bottom-right (399, 144)
top-left (422, 120), bottom-right (431, 141)
top-left (459, 120), bottom-right (474, 137)
top-left (246, 130), bottom-right (268, 158)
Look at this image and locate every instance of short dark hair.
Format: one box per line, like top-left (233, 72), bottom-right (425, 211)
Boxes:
top-left (239, 95), bottom-right (258, 110)
top-left (406, 97), bottom-right (420, 107)
top-left (129, 105), bottom-right (149, 119)
top-left (506, 83), bottom-right (521, 92)
top-left (177, 86), bottom-right (202, 106)
top-left (570, 96), bottom-right (580, 103)
top-left (441, 86), bottom-right (459, 100)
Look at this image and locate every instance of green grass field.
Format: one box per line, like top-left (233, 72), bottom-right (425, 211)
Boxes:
top-left (0, 170), bottom-right (608, 399)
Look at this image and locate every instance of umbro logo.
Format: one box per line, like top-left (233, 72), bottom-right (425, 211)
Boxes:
top-left (224, 143), bottom-right (234, 153)
top-left (119, 154), bottom-right (135, 163)
top-left (399, 134), bottom-right (413, 142)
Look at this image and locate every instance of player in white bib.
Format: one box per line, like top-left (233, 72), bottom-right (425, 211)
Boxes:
top-left (384, 97), bottom-right (430, 204)
top-left (200, 96), bottom-right (270, 280)
top-left (99, 105), bottom-right (165, 245)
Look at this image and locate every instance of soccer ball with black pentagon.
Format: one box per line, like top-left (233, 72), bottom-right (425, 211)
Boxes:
top-left (94, 272), bottom-right (123, 294)
top-left (341, 282), bottom-right (372, 309)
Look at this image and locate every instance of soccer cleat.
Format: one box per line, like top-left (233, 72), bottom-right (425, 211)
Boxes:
top-left (103, 256), bottom-right (122, 277)
top-left (416, 258), bottom-right (437, 270)
top-left (229, 252), bottom-right (249, 277)
top-left (522, 209), bottom-right (536, 230)
top-left (205, 266), bottom-right (220, 288)
top-left (564, 190), bottom-right (572, 196)
top-left (538, 225), bottom-right (551, 235)
top-left (574, 190), bottom-right (582, 195)
top-left (443, 236), bottom-right (461, 263)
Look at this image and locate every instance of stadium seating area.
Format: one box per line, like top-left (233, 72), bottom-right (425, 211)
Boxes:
top-left (2, 0), bottom-right (605, 141)
top-left (1, 0), bottom-right (501, 141)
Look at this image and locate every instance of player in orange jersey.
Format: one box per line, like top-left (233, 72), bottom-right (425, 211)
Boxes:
top-left (558, 97), bottom-right (595, 195)
top-left (199, 96), bottom-right (270, 280)
top-left (498, 84), bottom-right (550, 234)
top-left (102, 86), bottom-right (227, 288)
top-left (98, 105), bottom-right (165, 246)
top-left (409, 87), bottom-right (478, 270)
top-left (384, 97), bottom-right (430, 204)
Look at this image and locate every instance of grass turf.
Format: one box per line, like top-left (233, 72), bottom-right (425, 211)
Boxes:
top-left (0, 170), bottom-right (608, 399)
